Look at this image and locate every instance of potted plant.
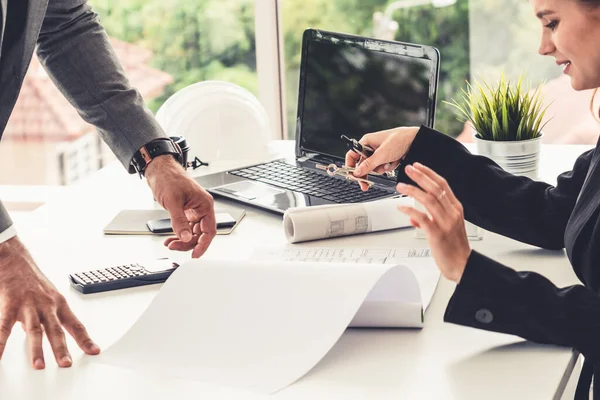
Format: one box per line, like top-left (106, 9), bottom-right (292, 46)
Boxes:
top-left (446, 73), bottom-right (549, 179)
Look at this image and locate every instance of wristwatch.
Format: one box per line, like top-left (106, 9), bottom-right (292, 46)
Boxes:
top-left (129, 138), bottom-right (184, 177)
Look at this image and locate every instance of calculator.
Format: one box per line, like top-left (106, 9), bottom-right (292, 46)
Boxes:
top-left (68, 258), bottom-right (180, 294)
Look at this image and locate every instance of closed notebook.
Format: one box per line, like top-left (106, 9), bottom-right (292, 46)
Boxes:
top-left (103, 208), bottom-right (246, 235)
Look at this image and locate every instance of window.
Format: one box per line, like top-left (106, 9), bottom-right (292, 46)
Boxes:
top-left (0, 0), bottom-right (258, 188)
top-left (281, 0), bottom-right (470, 138)
top-left (2, 0), bottom-right (599, 198)
top-left (467, 0), bottom-right (600, 145)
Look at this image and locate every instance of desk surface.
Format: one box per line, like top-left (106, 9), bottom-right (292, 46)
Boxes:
top-left (1, 141), bottom-right (591, 400)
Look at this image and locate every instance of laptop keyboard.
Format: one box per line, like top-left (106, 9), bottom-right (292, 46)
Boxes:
top-left (228, 160), bottom-right (392, 203)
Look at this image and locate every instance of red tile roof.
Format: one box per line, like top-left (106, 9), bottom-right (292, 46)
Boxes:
top-left (4, 37), bottom-right (173, 141)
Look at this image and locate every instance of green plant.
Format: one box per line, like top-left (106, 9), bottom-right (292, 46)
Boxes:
top-left (445, 73), bottom-right (549, 141)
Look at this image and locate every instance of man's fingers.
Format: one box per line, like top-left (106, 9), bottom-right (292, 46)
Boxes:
top-left (167, 237), bottom-right (198, 252)
top-left (57, 304), bottom-right (100, 356)
top-left (23, 308), bottom-right (45, 369)
top-left (163, 236), bottom-right (180, 246)
top-left (191, 215), bottom-right (216, 258)
top-left (41, 314), bottom-right (71, 367)
top-left (192, 236), bottom-right (211, 258)
top-left (167, 208), bottom-right (193, 243)
top-left (0, 310), bottom-right (17, 360)
top-left (192, 222), bottom-right (202, 235)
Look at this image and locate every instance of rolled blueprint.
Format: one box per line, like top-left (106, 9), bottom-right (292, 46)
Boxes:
top-left (283, 197), bottom-right (414, 243)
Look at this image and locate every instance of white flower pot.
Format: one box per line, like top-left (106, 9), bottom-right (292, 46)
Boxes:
top-left (474, 134), bottom-right (543, 180)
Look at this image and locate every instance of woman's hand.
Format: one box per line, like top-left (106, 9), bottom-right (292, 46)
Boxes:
top-left (396, 162), bottom-right (471, 283)
top-left (344, 126), bottom-right (420, 191)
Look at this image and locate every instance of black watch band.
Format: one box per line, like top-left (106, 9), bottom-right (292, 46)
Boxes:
top-left (129, 138), bottom-right (183, 177)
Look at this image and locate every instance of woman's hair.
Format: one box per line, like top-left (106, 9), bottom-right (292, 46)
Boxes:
top-left (592, 89), bottom-right (600, 123)
top-left (579, 1), bottom-right (600, 121)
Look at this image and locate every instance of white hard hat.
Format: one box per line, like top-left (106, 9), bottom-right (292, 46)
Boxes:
top-left (155, 81), bottom-right (271, 164)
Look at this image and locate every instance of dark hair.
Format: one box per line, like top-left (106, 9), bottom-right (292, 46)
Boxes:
top-left (592, 89), bottom-right (600, 122)
top-left (580, 1), bottom-right (600, 120)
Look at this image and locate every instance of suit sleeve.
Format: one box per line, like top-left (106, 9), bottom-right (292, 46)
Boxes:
top-left (35, 0), bottom-right (167, 171)
top-left (445, 251), bottom-right (600, 362)
top-left (397, 126), bottom-right (593, 250)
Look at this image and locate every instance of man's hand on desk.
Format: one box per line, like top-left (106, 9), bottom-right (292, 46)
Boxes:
top-left (0, 237), bottom-right (100, 369)
top-left (145, 154), bottom-right (217, 258)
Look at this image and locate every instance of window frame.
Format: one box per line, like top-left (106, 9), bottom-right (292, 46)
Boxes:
top-left (254, 0), bottom-right (288, 140)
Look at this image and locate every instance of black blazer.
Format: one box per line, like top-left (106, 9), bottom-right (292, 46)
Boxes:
top-left (397, 126), bottom-right (600, 399)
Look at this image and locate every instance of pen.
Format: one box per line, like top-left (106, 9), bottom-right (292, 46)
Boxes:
top-left (341, 134), bottom-right (396, 178)
top-left (341, 135), bottom-right (374, 158)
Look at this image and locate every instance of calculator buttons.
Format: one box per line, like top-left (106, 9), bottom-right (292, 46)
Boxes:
top-left (71, 258), bottom-right (179, 290)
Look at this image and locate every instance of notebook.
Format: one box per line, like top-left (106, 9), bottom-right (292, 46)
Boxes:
top-left (103, 208), bottom-right (246, 235)
top-left (195, 29), bottom-right (440, 214)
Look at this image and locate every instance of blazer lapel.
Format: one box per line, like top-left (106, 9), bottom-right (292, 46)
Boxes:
top-left (566, 148), bottom-right (600, 252)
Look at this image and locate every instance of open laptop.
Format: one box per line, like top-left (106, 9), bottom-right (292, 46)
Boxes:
top-left (195, 29), bottom-right (440, 214)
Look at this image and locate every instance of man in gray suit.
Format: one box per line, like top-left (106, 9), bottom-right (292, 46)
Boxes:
top-left (0, 0), bottom-right (217, 369)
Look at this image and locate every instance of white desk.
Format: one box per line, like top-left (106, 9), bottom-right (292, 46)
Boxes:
top-left (0, 141), bottom-right (592, 400)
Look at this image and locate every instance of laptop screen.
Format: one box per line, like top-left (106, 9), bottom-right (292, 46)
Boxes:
top-left (297, 31), bottom-right (439, 163)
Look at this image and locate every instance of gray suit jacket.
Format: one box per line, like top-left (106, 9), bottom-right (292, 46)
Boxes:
top-left (0, 0), bottom-right (168, 234)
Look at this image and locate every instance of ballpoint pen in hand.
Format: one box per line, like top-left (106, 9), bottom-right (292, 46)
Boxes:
top-left (341, 135), bottom-right (374, 158)
top-left (340, 134), bottom-right (396, 178)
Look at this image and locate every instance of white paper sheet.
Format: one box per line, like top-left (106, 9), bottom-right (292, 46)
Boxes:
top-left (283, 197), bottom-right (414, 243)
top-left (252, 247), bottom-right (440, 310)
top-left (98, 258), bottom-right (427, 394)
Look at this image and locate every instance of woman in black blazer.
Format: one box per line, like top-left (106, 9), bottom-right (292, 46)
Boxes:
top-left (347, 0), bottom-right (600, 398)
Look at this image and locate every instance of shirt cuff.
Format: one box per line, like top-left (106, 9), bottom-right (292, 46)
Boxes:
top-left (0, 225), bottom-right (17, 245)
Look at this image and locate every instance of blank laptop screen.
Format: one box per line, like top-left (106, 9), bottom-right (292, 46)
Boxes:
top-left (299, 38), bottom-right (435, 161)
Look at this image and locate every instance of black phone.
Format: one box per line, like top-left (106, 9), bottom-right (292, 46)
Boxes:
top-left (146, 213), bottom-right (237, 233)
top-left (146, 218), bottom-right (173, 233)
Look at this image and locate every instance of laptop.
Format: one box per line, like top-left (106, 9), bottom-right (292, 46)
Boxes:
top-left (195, 29), bottom-right (440, 215)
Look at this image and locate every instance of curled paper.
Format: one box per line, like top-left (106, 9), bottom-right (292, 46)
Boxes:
top-left (283, 197), bottom-right (414, 243)
top-left (98, 258), bottom-right (436, 394)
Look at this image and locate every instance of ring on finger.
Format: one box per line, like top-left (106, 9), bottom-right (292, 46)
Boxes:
top-left (437, 190), bottom-right (447, 201)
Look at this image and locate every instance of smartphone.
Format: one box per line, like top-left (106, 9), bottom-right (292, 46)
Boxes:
top-left (215, 212), bottom-right (237, 228)
top-left (146, 218), bottom-right (173, 233)
top-left (146, 213), bottom-right (237, 233)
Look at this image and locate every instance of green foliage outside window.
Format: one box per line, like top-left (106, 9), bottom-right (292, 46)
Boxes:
top-left (92, 0), bottom-right (470, 138)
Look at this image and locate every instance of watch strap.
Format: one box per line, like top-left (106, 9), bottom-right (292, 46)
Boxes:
top-left (129, 138), bottom-right (183, 176)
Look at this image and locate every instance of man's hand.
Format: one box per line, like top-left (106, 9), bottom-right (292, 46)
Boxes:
top-left (0, 237), bottom-right (100, 369)
top-left (145, 155), bottom-right (216, 258)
